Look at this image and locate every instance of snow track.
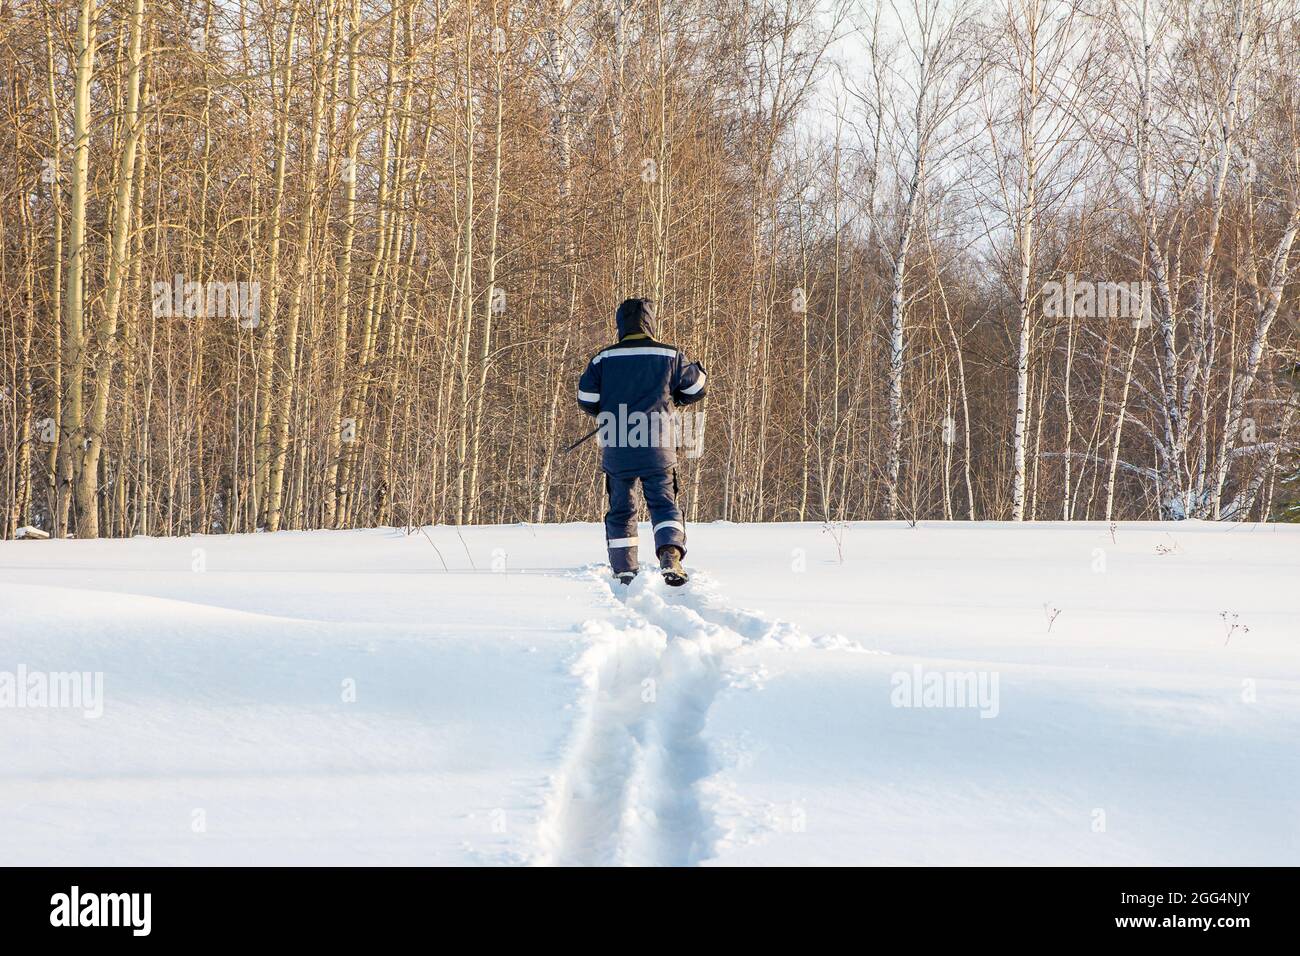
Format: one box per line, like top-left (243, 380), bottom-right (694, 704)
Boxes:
top-left (537, 568), bottom-right (752, 867)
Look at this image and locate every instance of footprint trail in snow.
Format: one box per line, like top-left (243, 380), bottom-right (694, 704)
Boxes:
top-left (536, 570), bottom-right (729, 866)
top-left (537, 566), bottom-right (864, 867)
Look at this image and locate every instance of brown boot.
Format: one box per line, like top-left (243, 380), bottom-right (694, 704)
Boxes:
top-left (658, 546), bottom-right (688, 587)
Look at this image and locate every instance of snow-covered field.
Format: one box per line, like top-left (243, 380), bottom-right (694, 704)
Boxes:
top-left (1, 520), bottom-right (1297, 866)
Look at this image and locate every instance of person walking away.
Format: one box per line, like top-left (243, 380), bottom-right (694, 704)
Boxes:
top-left (576, 298), bottom-right (707, 586)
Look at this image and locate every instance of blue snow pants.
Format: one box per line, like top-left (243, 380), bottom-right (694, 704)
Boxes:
top-left (604, 469), bottom-right (686, 573)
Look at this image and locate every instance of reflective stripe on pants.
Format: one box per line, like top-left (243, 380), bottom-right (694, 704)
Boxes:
top-left (603, 470), bottom-right (686, 572)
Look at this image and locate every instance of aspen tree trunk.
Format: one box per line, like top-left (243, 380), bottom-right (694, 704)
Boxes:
top-left (370, 5), bottom-right (419, 526)
top-left (1079, 325), bottom-right (1112, 520)
top-left (935, 261), bottom-right (975, 521)
top-left (44, 24), bottom-right (64, 528)
top-left (253, 2), bottom-right (302, 526)
top-left (610, 0), bottom-right (628, 158)
top-left (338, 6), bottom-right (402, 525)
top-left (885, 161), bottom-right (921, 520)
top-left (1028, 357), bottom-right (1051, 518)
top-left (940, 357), bottom-right (953, 521)
top-left (465, 28), bottom-right (506, 524)
top-left (533, 0), bottom-right (577, 524)
top-left (650, 0), bottom-right (669, 303)
top-left (873, 0), bottom-right (980, 521)
top-left (1182, 0), bottom-right (1248, 517)
top-left (1106, 321), bottom-right (1142, 521)
top-left (952, 322), bottom-right (976, 521)
top-left (77, 0), bottom-right (147, 539)
top-left (822, 126), bottom-right (845, 520)
top-left (188, 8), bottom-right (211, 534)
top-left (118, 136), bottom-right (148, 535)
top-left (1062, 314), bottom-right (1075, 519)
top-left (1132, 0), bottom-right (1181, 517)
top-left (12, 198), bottom-right (37, 533)
top-left (324, 0), bottom-right (362, 527)
top-left (453, 1), bottom-right (476, 525)
top-left (266, 3), bottom-right (337, 532)
top-left (1008, 0), bottom-right (1041, 522)
top-left (57, 0), bottom-right (97, 537)
top-left (796, 199), bottom-right (810, 521)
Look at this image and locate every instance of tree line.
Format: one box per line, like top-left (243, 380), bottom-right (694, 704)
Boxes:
top-left (1, 0), bottom-right (1298, 539)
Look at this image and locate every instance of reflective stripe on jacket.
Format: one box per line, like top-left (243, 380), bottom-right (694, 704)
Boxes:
top-left (576, 337), bottom-right (707, 476)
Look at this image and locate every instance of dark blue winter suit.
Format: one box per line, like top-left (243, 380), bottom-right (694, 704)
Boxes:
top-left (576, 299), bottom-right (707, 574)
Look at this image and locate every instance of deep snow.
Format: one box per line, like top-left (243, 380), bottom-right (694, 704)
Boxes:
top-left (1, 520), bottom-right (1297, 865)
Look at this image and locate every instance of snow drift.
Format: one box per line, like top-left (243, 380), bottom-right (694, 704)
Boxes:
top-left (1, 520), bottom-right (1297, 865)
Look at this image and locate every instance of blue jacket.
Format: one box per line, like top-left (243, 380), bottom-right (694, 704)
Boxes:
top-left (577, 335), bottom-right (707, 477)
